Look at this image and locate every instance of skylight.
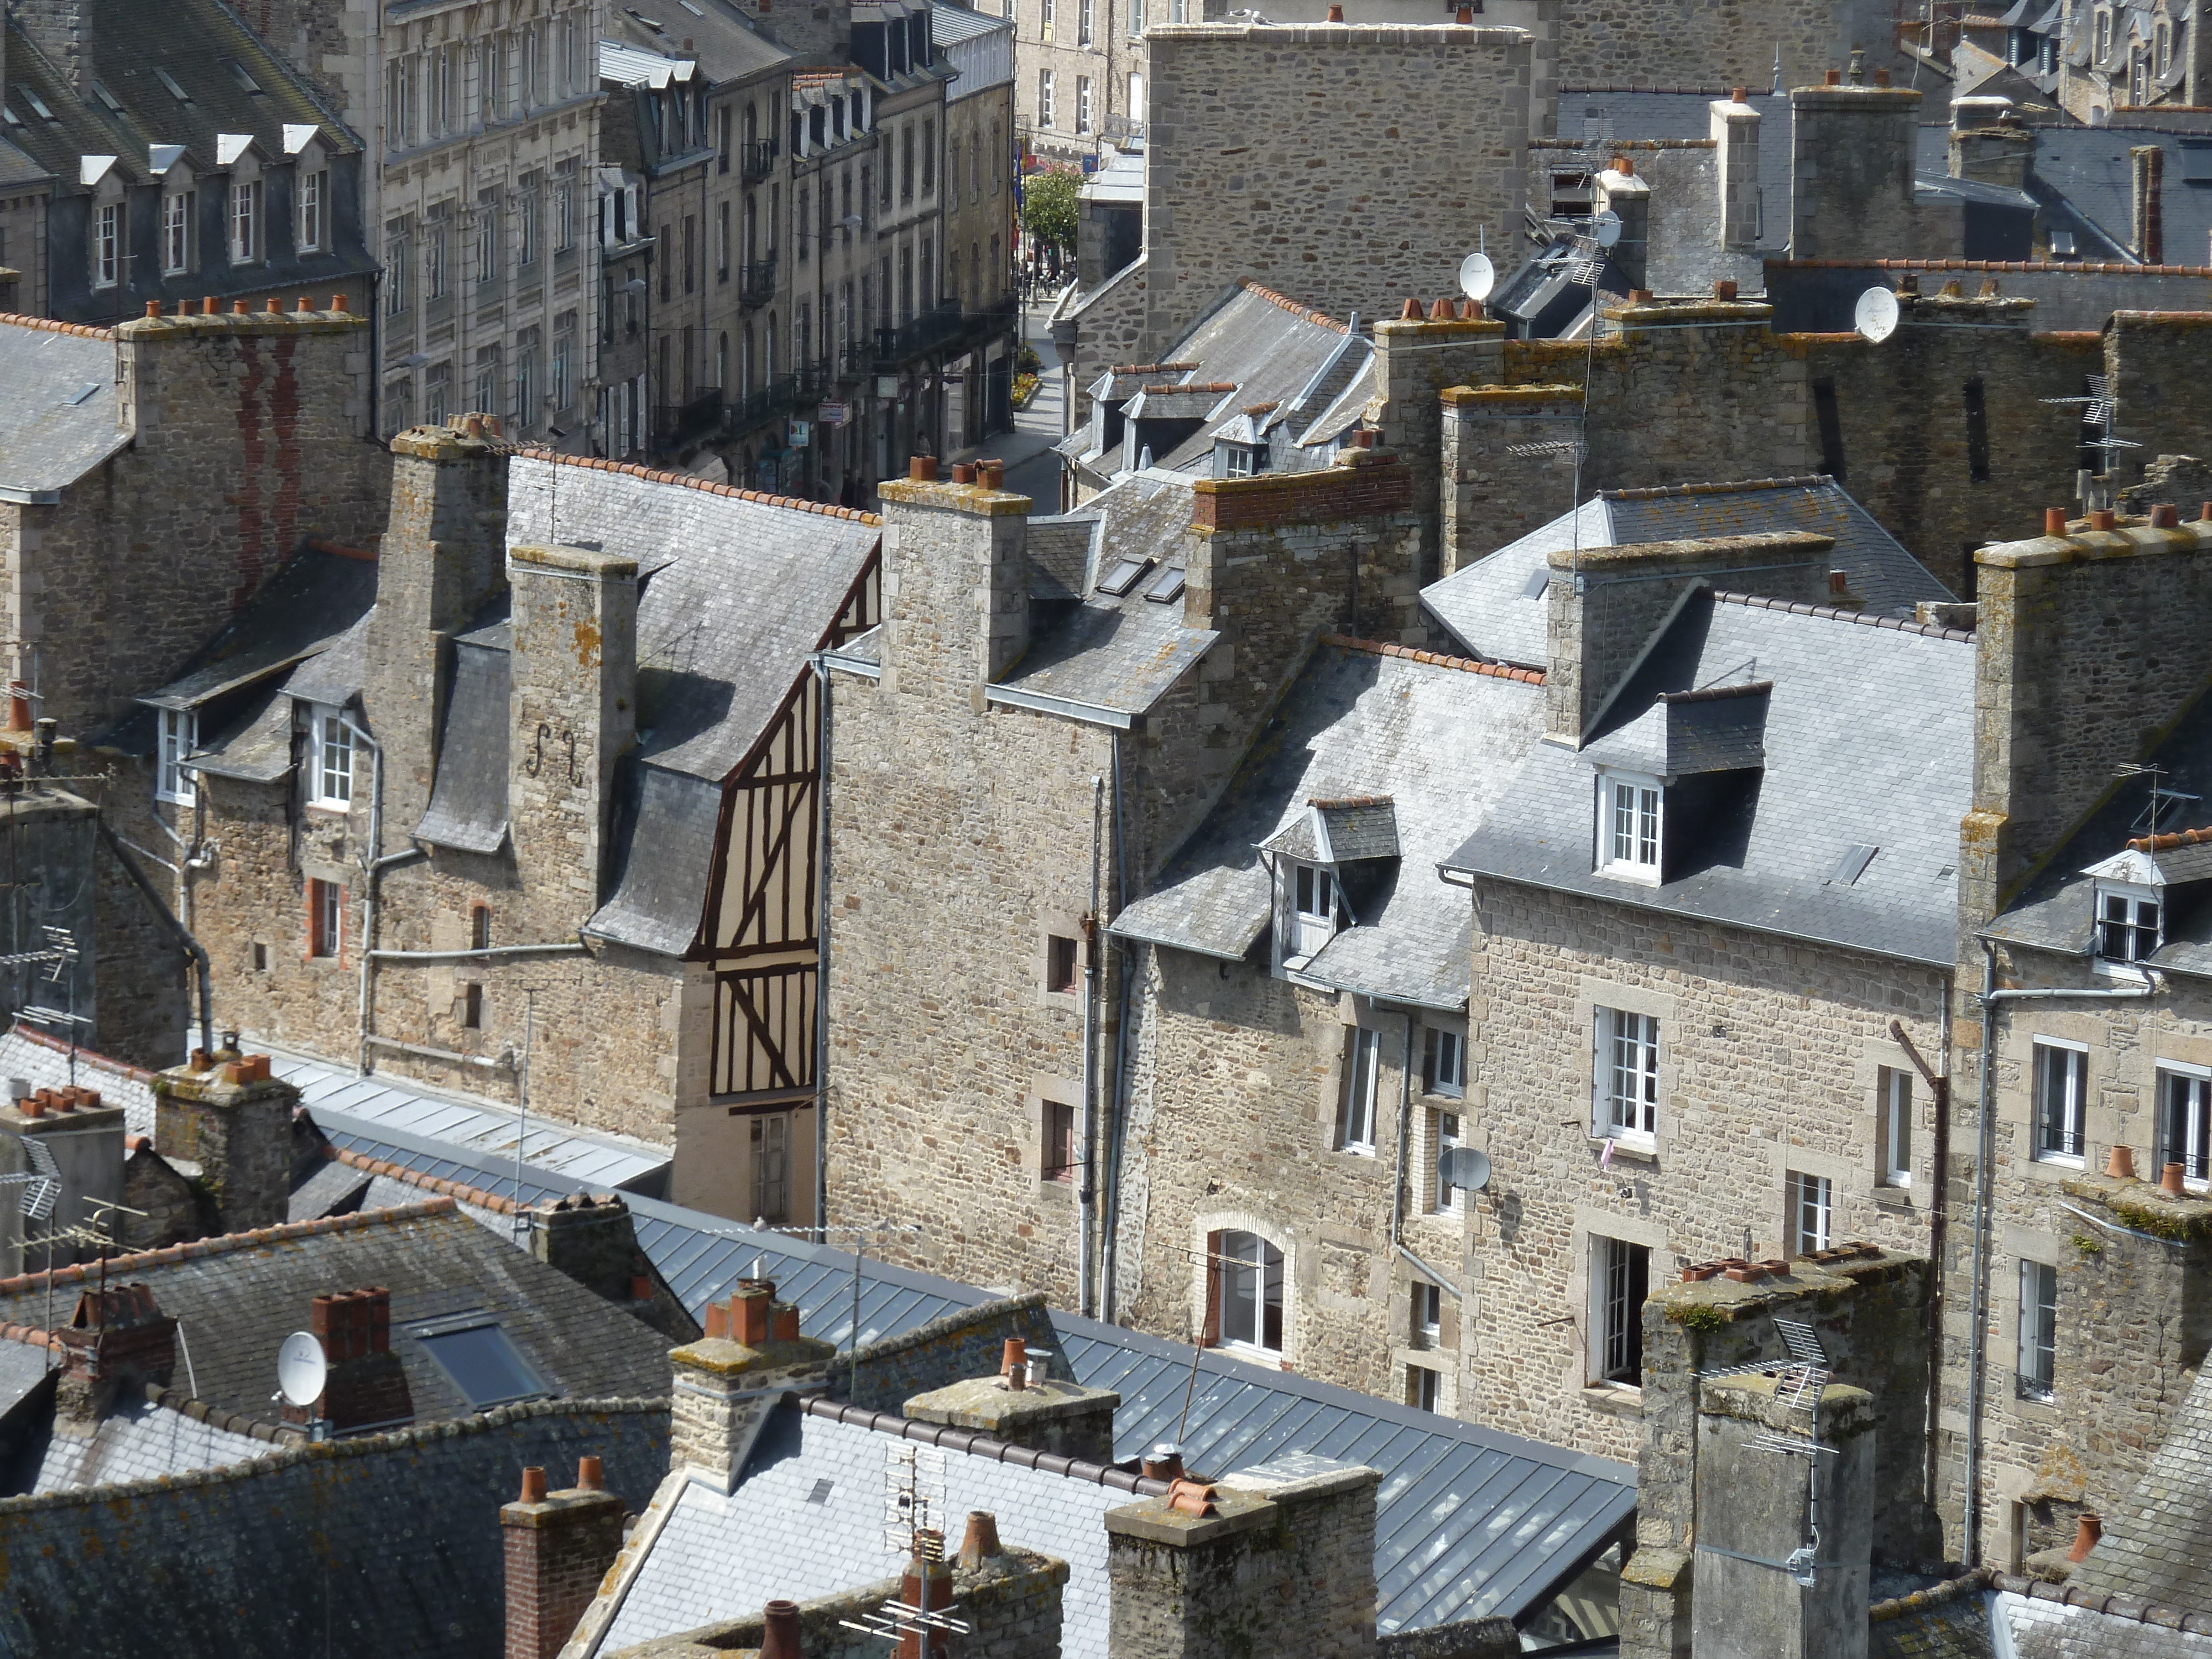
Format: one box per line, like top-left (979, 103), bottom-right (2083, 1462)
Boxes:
top-left (416, 1322), bottom-right (551, 1408)
top-left (1097, 557), bottom-right (1153, 597)
top-left (229, 61), bottom-right (265, 95)
top-left (1144, 565), bottom-right (1186, 604)
top-left (155, 68), bottom-right (192, 103)
top-left (20, 89), bottom-right (55, 122)
top-left (91, 81), bottom-right (124, 113)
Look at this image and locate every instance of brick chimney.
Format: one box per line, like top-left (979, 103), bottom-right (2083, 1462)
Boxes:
top-left (150, 1051), bottom-right (294, 1234)
top-left (362, 423), bottom-right (512, 841)
top-left (281, 1286), bottom-right (413, 1434)
top-left (1787, 84), bottom-right (1924, 259)
top-left (875, 471), bottom-right (1032, 712)
top-left (528, 1192), bottom-right (700, 1343)
top-left (1104, 1454), bottom-right (1382, 1659)
top-left (1711, 93), bottom-right (1761, 252)
top-left (2133, 145), bottom-right (2166, 263)
top-left (506, 542), bottom-right (637, 928)
top-left (502, 1456), bottom-right (628, 1659)
top-left (53, 1282), bottom-right (176, 1432)
top-left (670, 1279), bottom-right (834, 1491)
top-left (1544, 532), bottom-right (1833, 745)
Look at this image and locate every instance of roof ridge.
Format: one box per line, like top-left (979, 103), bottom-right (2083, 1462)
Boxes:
top-left (1602, 475), bottom-right (1833, 502)
top-left (0, 312), bottom-right (116, 343)
top-left (801, 1395), bottom-right (1174, 1495)
top-left (0, 1199), bottom-right (457, 1296)
top-left (1319, 633), bottom-right (1546, 684)
top-left (1705, 589), bottom-right (1976, 641)
top-left (0, 1395), bottom-right (667, 1516)
top-left (513, 447), bottom-right (884, 525)
top-left (6, 1020), bottom-right (158, 1082)
top-left (1238, 280), bottom-right (1351, 336)
top-left (1771, 257), bottom-right (2212, 278)
top-left (323, 1142), bottom-right (523, 1214)
top-left (1980, 1566), bottom-right (2212, 1631)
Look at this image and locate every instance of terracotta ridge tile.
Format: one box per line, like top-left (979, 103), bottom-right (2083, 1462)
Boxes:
top-left (512, 446), bottom-right (885, 525)
top-left (0, 1199), bottom-right (457, 1295)
top-left (1237, 280), bottom-right (1351, 335)
top-left (1319, 633), bottom-right (1545, 683)
top-left (0, 311), bottom-right (117, 341)
top-left (322, 1142), bottom-right (520, 1214)
top-left (7, 1020), bottom-right (159, 1081)
top-left (1602, 475), bottom-right (1832, 501)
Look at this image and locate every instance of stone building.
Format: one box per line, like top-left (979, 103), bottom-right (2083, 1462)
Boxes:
top-left (935, 1), bottom-right (1018, 453)
top-left (0, 0), bottom-right (378, 324)
top-left (115, 435), bottom-right (880, 1219)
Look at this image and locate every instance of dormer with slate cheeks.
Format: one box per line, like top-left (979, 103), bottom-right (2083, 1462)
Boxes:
top-left (215, 133), bottom-right (267, 265)
top-left (1262, 795), bottom-right (1400, 975)
top-left (1212, 400), bottom-right (1280, 479)
top-left (1580, 681), bottom-right (1770, 886)
top-left (2076, 830), bottom-right (2212, 969)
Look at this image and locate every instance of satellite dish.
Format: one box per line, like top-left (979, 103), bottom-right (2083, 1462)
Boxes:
top-left (276, 1332), bottom-right (327, 1408)
top-left (1443, 1146), bottom-right (1493, 1193)
top-left (1854, 286), bottom-right (1900, 344)
top-left (1458, 251), bottom-right (1496, 302)
top-left (1592, 208), bottom-right (1623, 249)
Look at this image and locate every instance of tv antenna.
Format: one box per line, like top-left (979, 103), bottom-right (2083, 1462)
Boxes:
top-left (1698, 1316), bottom-right (1839, 1589)
top-left (2043, 373), bottom-right (2136, 462)
top-left (1853, 286), bottom-right (1899, 345)
top-left (2117, 762), bottom-right (2198, 834)
top-left (881, 1442), bottom-right (949, 1559)
top-left (0, 1130), bottom-right (60, 1235)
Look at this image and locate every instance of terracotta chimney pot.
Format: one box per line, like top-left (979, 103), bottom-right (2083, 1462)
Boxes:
top-left (2106, 1145), bottom-right (2138, 1180)
top-left (519, 1466), bottom-right (547, 1504)
top-left (2068, 1513), bottom-right (2103, 1562)
top-left (2163, 1161), bottom-right (2188, 1196)
top-left (2044, 507), bottom-right (2069, 536)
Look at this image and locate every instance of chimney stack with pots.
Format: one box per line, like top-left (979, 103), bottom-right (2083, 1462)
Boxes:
top-left (284, 1286), bottom-right (414, 1434)
top-left (151, 1050), bottom-right (295, 1234)
top-left (670, 1279), bottom-right (833, 1490)
top-left (502, 1455), bottom-right (629, 1659)
top-left (53, 1282), bottom-right (176, 1431)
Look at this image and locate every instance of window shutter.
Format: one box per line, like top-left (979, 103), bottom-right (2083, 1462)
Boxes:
top-left (1201, 1230), bottom-right (1222, 1347)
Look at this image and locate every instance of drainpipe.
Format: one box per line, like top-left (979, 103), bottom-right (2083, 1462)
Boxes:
top-left (1102, 734), bottom-right (1131, 1323)
top-left (812, 650), bottom-right (834, 1238)
top-left (1079, 772), bottom-right (1103, 1319)
top-left (97, 817), bottom-right (212, 1055)
top-left (1964, 939), bottom-right (2161, 1564)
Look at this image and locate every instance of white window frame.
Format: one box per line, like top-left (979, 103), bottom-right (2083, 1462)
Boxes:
top-left (1076, 75), bottom-right (1093, 132)
top-left (2017, 1257), bottom-right (2057, 1401)
top-left (1433, 1110), bottom-right (1463, 1214)
top-left (1880, 1065), bottom-right (1913, 1188)
top-left (1214, 1230), bottom-right (1284, 1355)
top-left (156, 708), bottom-right (197, 806)
top-left (298, 169), bottom-right (325, 253)
top-left (1594, 1006), bottom-right (1659, 1147)
top-left (1597, 769), bottom-right (1663, 883)
top-left (1592, 1234), bottom-right (1648, 1387)
top-left (309, 705), bottom-right (354, 808)
top-left (93, 200), bottom-right (121, 288)
top-left (1411, 1280), bottom-right (1442, 1350)
top-left (228, 177), bottom-right (260, 264)
top-left (1038, 68), bottom-right (1055, 129)
top-left (1291, 861), bottom-right (1335, 962)
top-left (2032, 1037), bottom-right (2089, 1165)
top-left (162, 189), bottom-right (193, 275)
top-left (1339, 1026), bottom-right (1381, 1154)
top-left (2157, 1061), bottom-right (2212, 1190)
top-left (1424, 1026), bottom-right (1465, 1099)
top-left (1407, 1363), bottom-right (1439, 1412)
top-left (2094, 880), bottom-right (2162, 964)
top-left (1787, 1170), bottom-right (1833, 1255)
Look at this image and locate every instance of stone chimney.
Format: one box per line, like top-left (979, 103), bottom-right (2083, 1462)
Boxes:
top-left (361, 423), bottom-right (511, 841)
top-left (501, 1456), bottom-right (628, 1659)
top-left (670, 1279), bottom-right (834, 1491)
top-left (1691, 1372), bottom-right (1875, 1659)
top-left (279, 1286), bottom-right (413, 1434)
top-left (1543, 532), bottom-right (1833, 745)
top-left (1712, 92), bottom-right (1762, 252)
top-left (506, 542), bottom-right (637, 926)
top-left (1787, 84), bottom-right (1924, 259)
top-left (528, 1192), bottom-right (699, 1343)
top-left (2133, 145), bottom-right (2166, 263)
top-left (14, 0), bottom-right (86, 93)
top-left (902, 1339), bottom-right (1121, 1464)
top-left (1949, 97), bottom-right (2034, 192)
top-left (1104, 1453), bottom-right (1381, 1659)
top-left (876, 467), bottom-right (1032, 711)
top-left (1370, 305), bottom-right (1505, 587)
top-left (1595, 160), bottom-right (1651, 292)
top-left (53, 1282), bottom-right (176, 1432)
top-left (151, 1051), bottom-right (294, 1234)
top-left (0, 1082), bottom-right (123, 1273)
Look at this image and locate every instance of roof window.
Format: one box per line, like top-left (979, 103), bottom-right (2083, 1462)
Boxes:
top-left (228, 61), bottom-right (265, 96)
top-left (1096, 556), bottom-right (1154, 597)
top-left (20, 89), bottom-right (55, 122)
top-left (91, 81), bottom-right (124, 113)
top-left (155, 68), bottom-right (192, 103)
top-left (416, 1322), bottom-right (551, 1408)
top-left (1143, 565), bottom-right (1186, 604)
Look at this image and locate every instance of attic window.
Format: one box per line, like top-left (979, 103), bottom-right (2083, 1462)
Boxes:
top-left (2182, 139), bottom-right (2212, 184)
top-left (1220, 440), bottom-right (1267, 478)
top-left (228, 61), bottom-right (265, 96)
top-left (1597, 770), bottom-right (1662, 884)
top-left (1097, 556), bottom-right (1153, 597)
top-left (2094, 881), bottom-right (2161, 964)
top-left (20, 90), bottom-right (55, 122)
top-left (155, 68), bottom-right (192, 103)
top-left (1292, 863), bottom-right (1336, 959)
top-left (1828, 843), bottom-right (1878, 886)
top-left (1521, 568), bottom-right (1551, 600)
top-left (1144, 565), bottom-right (1186, 604)
top-left (416, 1322), bottom-right (551, 1407)
top-left (1, 106), bottom-right (17, 128)
top-left (91, 81), bottom-right (123, 113)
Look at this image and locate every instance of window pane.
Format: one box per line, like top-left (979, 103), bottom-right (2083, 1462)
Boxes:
top-left (418, 1323), bottom-right (549, 1407)
top-left (2017, 1259), bottom-right (2056, 1399)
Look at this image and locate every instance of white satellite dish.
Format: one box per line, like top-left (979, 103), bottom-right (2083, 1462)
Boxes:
top-left (1854, 285), bottom-right (1900, 344)
top-left (1443, 1146), bottom-right (1493, 1193)
top-left (1458, 251), bottom-right (1496, 303)
top-left (1592, 208), bottom-right (1623, 249)
top-left (276, 1331), bottom-right (327, 1408)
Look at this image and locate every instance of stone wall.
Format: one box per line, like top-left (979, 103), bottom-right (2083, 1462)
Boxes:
top-left (1139, 23), bottom-right (1532, 363)
top-left (1766, 262), bottom-right (2212, 335)
top-left (1555, 0), bottom-right (1854, 99)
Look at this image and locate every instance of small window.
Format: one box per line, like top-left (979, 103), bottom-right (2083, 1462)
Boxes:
top-left (1434, 1111), bottom-right (1464, 1213)
top-left (1964, 378), bottom-right (1991, 484)
top-left (2157, 1064), bottom-right (2211, 1188)
top-left (251, 941), bottom-right (269, 973)
top-left (163, 190), bottom-right (194, 275)
top-left (311, 706), bottom-right (354, 807)
top-left (1338, 1027), bottom-right (1381, 1153)
top-left (1595, 1007), bottom-right (1659, 1146)
top-left (752, 1112), bottom-right (791, 1222)
top-left (2016, 1259), bottom-right (2057, 1401)
top-left (1424, 1027), bottom-right (1464, 1098)
top-left (298, 169), bottom-right (325, 253)
top-left (1594, 1235), bottom-right (1648, 1386)
top-left (156, 709), bottom-right (197, 806)
top-left (1406, 1363), bottom-right (1439, 1412)
top-left (1787, 1170), bottom-right (1832, 1255)
top-left (1042, 1099), bottom-right (1076, 1183)
top-left (1598, 772), bottom-right (1662, 881)
top-left (470, 905), bottom-right (492, 952)
top-left (1046, 932), bottom-right (1079, 994)
top-left (1292, 863), bottom-right (1335, 959)
top-left (2096, 885), bottom-right (2161, 963)
top-left (93, 201), bottom-right (121, 288)
top-left (1880, 1066), bottom-right (1913, 1188)
top-left (229, 178), bottom-right (260, 264)
top-left (1209, 1229), bottom-right (1284, 1354)
top-left (460, 982), bottom-right (483, 1029)
top-left (1096, 556), bottom-right (1152, 597)
top-left (308, 879), bottom-right (343, 959)
top-left (416, 1322), bottom-right (550, 1407)
top-left (1410, 1280), bottom-right (1441, 1350)
top-left (2033, 1040), bottom-right (2088, 1164)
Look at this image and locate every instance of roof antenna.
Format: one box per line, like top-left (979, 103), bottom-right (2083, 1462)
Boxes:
top-left (1771, 44), bottom-right (1782, 95)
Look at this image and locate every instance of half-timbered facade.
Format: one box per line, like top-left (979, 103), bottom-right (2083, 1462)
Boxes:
top-left (116, 426), bottom-right (879, 1221)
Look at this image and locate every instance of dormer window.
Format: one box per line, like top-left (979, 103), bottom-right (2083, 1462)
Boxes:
top-left (2096, 883), bottom-right (2161, 962)
top-left (1293, 864), bottom-right (1336, 958)
top-left (1598, 770), bottom-right (1662, 883)
top-left (1220, 439), bottom-right (1267, 478)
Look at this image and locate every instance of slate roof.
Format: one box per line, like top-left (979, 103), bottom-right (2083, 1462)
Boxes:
top-left (2, 0), bottom-right (358, 195)
top-left (316, 1117), bottom-right (1636, 1641)
top-left (1422, 478), bottom-right (1955, 669)
top-left (1914, 119), bottom-right (2212, 262)
top-left (1582, 681), bottom-right (1772, 777)
top-left (0, 1026), bottom-right (156, 1138)
top-left (139, 545), bottom-right (378, 712)
top-left (1112, 641), bottom-right (1545, 1008)
top-left (1554, 90), bottom-right (1796, 251)
top-left (503, 455), bottom-right (879, 956)
top-left (0, 1329), bottom-right (54, 1418)
top-left (2072, 1358), bottom-right (2212, 1610)
top-left (25, 1394), bottom-right (268, 1493)
top-left (1443, 591), bottom-right (1977, 966)
top-left (0, 319), bottom-right (128, 500)
top-left (0, 1202), bottom-right (674, 1425)
top-left (416, 629), bottom-right (512, 854)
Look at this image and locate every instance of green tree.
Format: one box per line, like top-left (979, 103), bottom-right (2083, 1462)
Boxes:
top-left (1020, 166), bottom-right (1081, 259)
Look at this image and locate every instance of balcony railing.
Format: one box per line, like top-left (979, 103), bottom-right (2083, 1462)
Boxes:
top-left (741, 139), bottom-right (778, 183)
top-left (728, 374), bottom-right (798, 434)
top-left (869, 296), bottom-right (1020, 369)
top-left (739, 258), bottom-right (778, 310)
